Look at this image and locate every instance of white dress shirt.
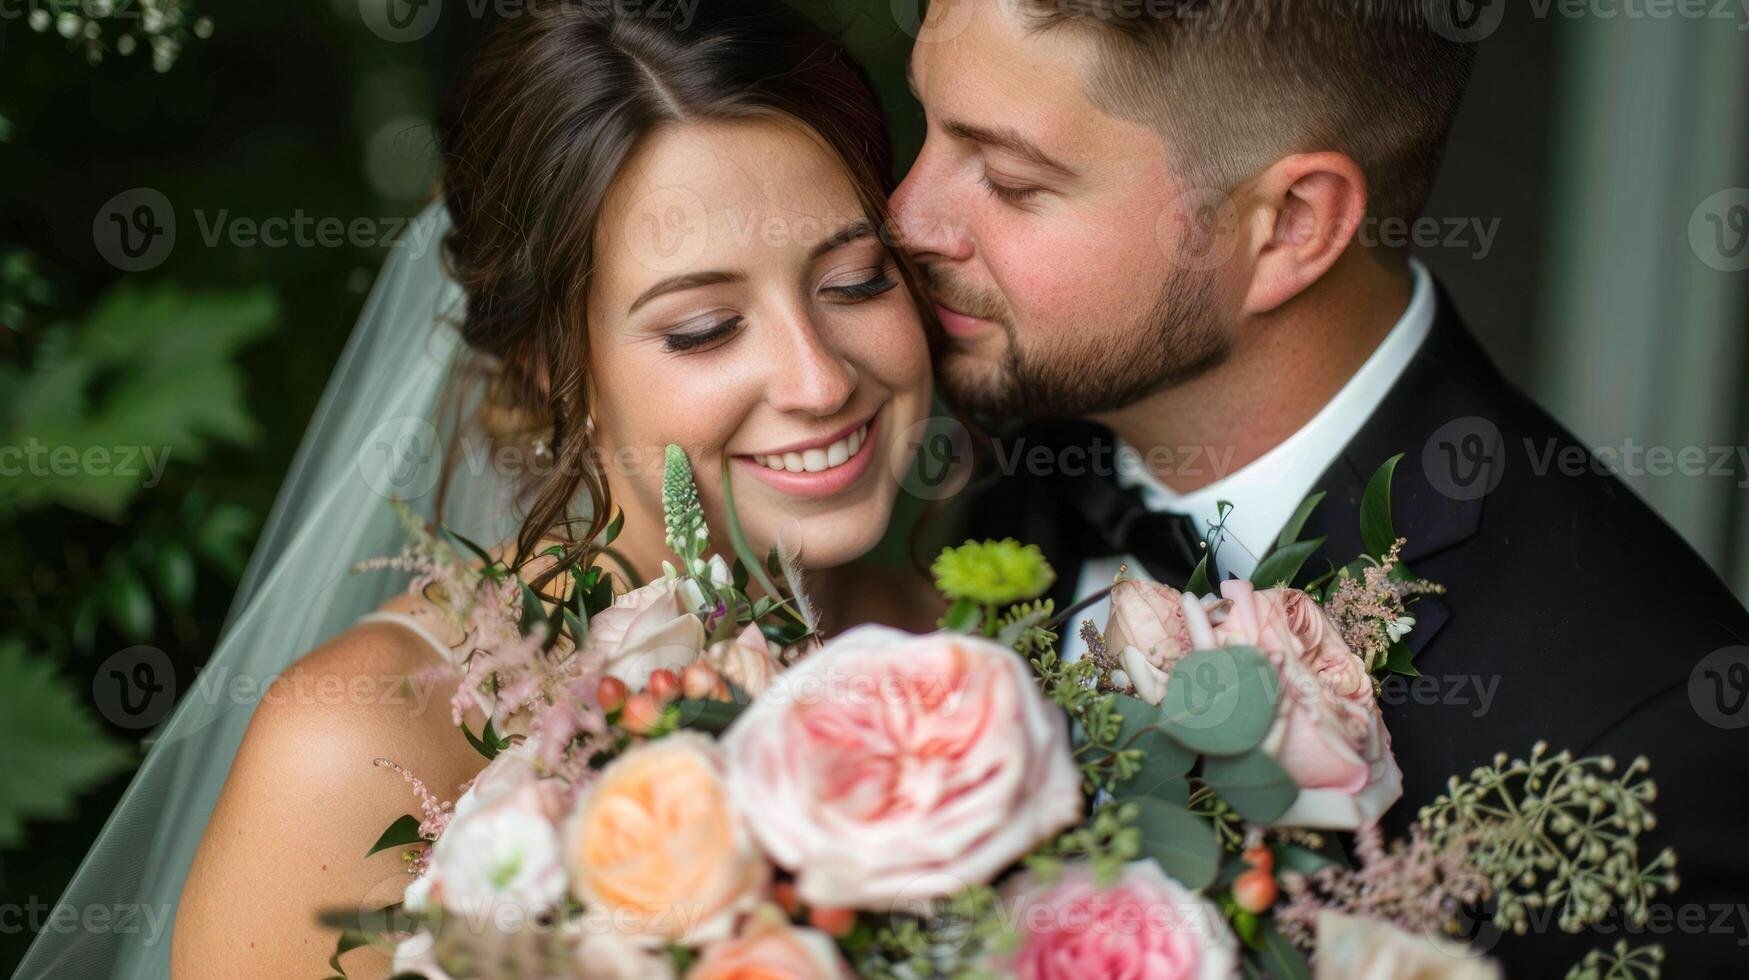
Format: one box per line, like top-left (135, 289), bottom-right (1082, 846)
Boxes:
top-left (1060, 260), bottom-right (1437, 661)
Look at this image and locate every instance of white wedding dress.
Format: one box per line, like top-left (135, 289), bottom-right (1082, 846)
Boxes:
top-left (14, 203), bottom-right (521, 979)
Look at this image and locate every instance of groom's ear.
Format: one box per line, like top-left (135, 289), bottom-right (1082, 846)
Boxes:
top-left (1236, 152), bottom-right (1369, 316)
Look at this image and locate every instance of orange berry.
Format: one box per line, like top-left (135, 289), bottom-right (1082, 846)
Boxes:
top-left (1233, 868), bottom-right (1278, 914)
top-left (619, 692), bottom-right (664, 734)
top-left (808, 906), bottom-right (856, 937)
top-left (683, 663), bottom-right (722, 700)
top-left (773, 880), bottom-right (803, 916)
top-left (596, 676), bottom-right (628, 714)
top-left (1242, 845), bottom-right (1274, 873)
top-left (648, 669), bottom-right (683, 703)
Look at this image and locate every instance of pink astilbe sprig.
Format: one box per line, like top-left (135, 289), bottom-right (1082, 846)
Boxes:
top-left (1274, 823), bottom-right (1488, 949)
top-left (1323, 537), bottom-right (1446, 673)
top-left (374, 757), bottom-right (457, 843)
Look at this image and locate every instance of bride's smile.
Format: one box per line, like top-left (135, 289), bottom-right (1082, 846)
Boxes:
top-left (732, 404), bottom-right (880, 496)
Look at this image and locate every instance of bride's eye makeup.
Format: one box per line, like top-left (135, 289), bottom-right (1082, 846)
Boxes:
top-left (662, 313), bottom-right (744, 353)
top-left (822, 265), bottom-right (899, 302)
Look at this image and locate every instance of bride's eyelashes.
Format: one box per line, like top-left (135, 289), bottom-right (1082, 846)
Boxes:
top-left (662, 314), bottom-right (744, 353)
top-left (821, 266), bottom-right (900, 302)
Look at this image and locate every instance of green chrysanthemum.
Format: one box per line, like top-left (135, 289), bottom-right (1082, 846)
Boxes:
top-left (931, 538), bottom-right (1056, 605)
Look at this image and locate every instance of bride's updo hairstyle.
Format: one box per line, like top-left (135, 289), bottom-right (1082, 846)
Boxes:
top-left (435, 0), bottom-right (921, 573)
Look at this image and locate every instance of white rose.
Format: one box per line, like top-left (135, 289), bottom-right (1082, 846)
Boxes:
top-left (1314, 911), bottom-right (1501, 979)
top-left (581, 578), bottom-right (707, 689)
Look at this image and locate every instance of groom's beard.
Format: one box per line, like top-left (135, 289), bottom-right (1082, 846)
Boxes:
top-left (925, 263), bottom-right (1232, 422)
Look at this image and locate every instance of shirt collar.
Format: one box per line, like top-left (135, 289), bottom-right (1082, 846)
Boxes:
top-left (1114, 259), bottom-right (1437, 578)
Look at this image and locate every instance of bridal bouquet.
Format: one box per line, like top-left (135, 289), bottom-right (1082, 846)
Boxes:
top-left (333, 449), bottom-right (1676, 980)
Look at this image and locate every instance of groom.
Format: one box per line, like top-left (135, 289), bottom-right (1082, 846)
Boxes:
top-left (892, 0), bottom-right (1749, 974)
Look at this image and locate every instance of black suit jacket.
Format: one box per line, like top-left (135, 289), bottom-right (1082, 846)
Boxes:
top-left (963, 285), bottom-right (1749, 976)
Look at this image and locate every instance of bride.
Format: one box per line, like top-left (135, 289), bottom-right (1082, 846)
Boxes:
top-left (19, 3), bottom-right (944, 978)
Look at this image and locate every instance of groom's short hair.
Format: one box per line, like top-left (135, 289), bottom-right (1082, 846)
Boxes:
top-left (1012, 0), bottom-right (1477, 226)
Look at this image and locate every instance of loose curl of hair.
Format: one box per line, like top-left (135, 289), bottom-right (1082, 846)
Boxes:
top-left (434, 0), bottom-right (930, 585)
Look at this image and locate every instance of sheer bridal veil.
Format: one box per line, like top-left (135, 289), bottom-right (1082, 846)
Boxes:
top-left (16, 203), bottom-right (520, 979)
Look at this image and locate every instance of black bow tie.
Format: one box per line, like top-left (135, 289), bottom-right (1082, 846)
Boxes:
top-left (1073, 470), bottom-right (1220, 590)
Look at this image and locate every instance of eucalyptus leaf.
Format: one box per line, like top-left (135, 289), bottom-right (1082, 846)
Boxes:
top-left (1255, 922), bottom-right (1313, 980)
top-left (1360, 453), bottom-right (1405, 558)
top-left (1131, 797), bottom-right (1221, 891)
top-left (1159, 646), bottom-right (1279, 756)
top-left (1273, 842), bottom-right (1345, 877)
top-left (1203, 748), bottom-right (1298, 823)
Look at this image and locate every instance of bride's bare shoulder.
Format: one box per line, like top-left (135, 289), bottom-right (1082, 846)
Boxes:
top-left (174, 596), bottom-right (479, 979)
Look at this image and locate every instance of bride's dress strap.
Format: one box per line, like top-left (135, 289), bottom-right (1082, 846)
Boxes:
top-left (357, 610), bottom-right (456, 660)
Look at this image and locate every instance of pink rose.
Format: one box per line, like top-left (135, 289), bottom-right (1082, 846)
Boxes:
top-left (721, 626), bottom-right (1082, 909)
top-left (705, 622), bottom-right (783, 698)
top-left (686, 906), bottom-right (851, 980)
top-left (582, 578), bottom-right (707, 690)
top-left (1208, 581), bottom-right (1402, 830)
top-left (1105, 580), bottom-right (1217, 705)
top-left (991, 860), bottom-right (1238, 980)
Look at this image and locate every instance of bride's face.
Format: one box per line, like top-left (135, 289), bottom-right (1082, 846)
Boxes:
top-left (585, 117), bottom-right (933, 570)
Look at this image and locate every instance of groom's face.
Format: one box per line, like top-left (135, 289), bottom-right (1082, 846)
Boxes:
top-left (891, 0), bottom-right (1236, 420)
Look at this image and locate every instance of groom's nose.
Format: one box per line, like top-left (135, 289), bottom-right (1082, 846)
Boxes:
top-left (891, 151), bottom-right (974, 264)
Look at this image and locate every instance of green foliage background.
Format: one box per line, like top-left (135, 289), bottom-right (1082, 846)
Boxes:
top-left (0, 1), bottom-right (923, 969)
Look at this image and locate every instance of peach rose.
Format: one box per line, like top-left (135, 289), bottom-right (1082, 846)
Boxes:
top-left (1314, 911), bottom-right (1501, 980)
top-left (1209, 580), bottom-right (1402, 830)
top-left (721, 626), bottom-right (1082, 909)
top-left (705, 622), bottom-right (783, 698)
top-left (991, 859), bottom-right (1238, 980)
top-left (583, 578), bottom-right (708, 690)
top-left (564, 732), bottom-right (767, 943)
top-left (686, 905), bottom-right (851, 980)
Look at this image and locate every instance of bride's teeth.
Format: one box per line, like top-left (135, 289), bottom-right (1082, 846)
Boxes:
top-left (753, 420), bottom-right (873, 476)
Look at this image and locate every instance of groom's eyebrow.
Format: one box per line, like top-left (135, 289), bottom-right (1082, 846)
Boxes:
top-left (941, 119), bottom-right (1078, 178)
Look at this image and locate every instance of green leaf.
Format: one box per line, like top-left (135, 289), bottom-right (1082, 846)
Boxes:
top-left (939, 596), bottom-right (980, 633)
top-left (327, 928), bottom-right (371, 977)
top-left (1360, 453), bottom-right (1405, 559)
top-left (445, 527), bottom-right (497, 569)
top-left (719, 456), bottom-right (784, 601)
top-left (602, 508), bottom-right (626, 546)
top-left (365, 814), bottom-right (426, 858)
top-left (1254, 922), bottom-right (1313, 980)
top-left (0, 640), bottom-right (131, 847)
top-left (672, 698), bottom-right (745, 735)
top-left (0, 284), bottom-right (276, 519)
top-left (995, 603), bottom-right (1053, 647)
top-left (105, 574), bottom-right (155, 642)
top-left (1273, 842), bottom-right (1344, 877)
top-left (518, 581), bottom-right (547, 638)
top-left (154, 543), bottom-right (196, 611)
top-left (1159, 646), bottom-right (1279, 756)
top-left (1203, 748), bottom-right (1298, 823)
top-left (1248, 537), bottom-right (1324, 590)
top-left (194, 502), bottom-right (255, 577)
top-left (1185, 553), bottom-right (1213, 596)
top-left (461, 717), bottom-right (504, 761)
top-left (1276, 491), bottom-right (1326, 550)
top-left (1109, 695), bottom-right (1196, 795)
top-left (1131, 797), bottom-right (1220, 891)
top-left (1384, 641), bottom-right (1419, 677)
